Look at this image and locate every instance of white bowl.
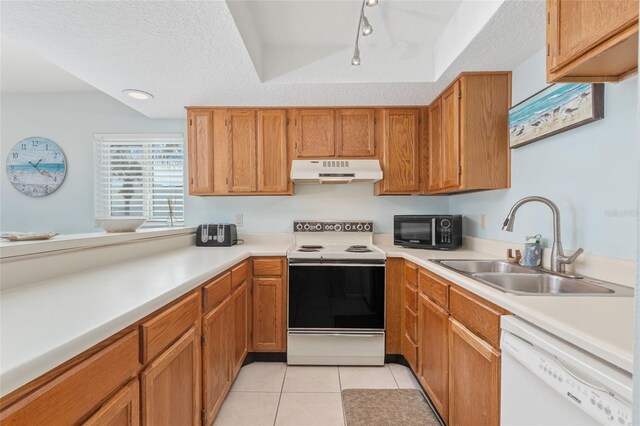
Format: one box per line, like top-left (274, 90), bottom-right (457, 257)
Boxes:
top-left (96, 217), bottom-right (146, 233)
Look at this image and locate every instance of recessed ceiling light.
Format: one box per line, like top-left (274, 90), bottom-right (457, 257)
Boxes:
top-left (362, 16), bottom-right (373, 36)
top-left (122, 89), bottom-right (154, 100)
top-left (365, 0), bottom-right (378, 7)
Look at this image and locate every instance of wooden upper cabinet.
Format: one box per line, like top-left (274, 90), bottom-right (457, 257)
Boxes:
top-left (227, 110), bottom-right (258, 193)
top-left (141, 325), bottom-right (201, 426)
top-left (426, 73), bottom-right (511, 195)
top-left (294, 109), bottom-right (335, 158)
top-left (448, 318), bottom-right (500, 426)
top-left (257, 110), bottom-right (289, 192)
top-left (376, 108), bottom-right (420, 194)
top-left (428, 99), bottom-right (443, 192)
top-left (187, 110), bottom-right (214, 194)
top-left (547, 0), bottom-right (638, 82)
top-left (441, 82), bottom-right (461, 190)
top-left (336, 109), bottom-right (376, 157)
top-left (418, 295), bottom-right (449, 424)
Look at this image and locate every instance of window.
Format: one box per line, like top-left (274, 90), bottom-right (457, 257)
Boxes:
top-left (94, 133), bottom-right (184, 226)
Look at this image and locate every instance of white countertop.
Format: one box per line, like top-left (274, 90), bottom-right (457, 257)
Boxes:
top-left (1, 240), bottom-right (634, 398)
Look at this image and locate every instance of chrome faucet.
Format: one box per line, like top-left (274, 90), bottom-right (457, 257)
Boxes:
top-left (502, 196), bottom-right (583, 274)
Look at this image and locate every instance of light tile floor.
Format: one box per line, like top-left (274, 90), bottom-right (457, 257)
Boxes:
top-left (214, 362), bottom-right (422, 426)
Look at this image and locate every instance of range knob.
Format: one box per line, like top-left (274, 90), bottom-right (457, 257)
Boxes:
top-left (304, 223), bottom-right (310, 231)
top-left (296, 223), bottom-right (303, 231)
top-left (344, 224), bottom-right (352, 231)
top-left (334, 223), bottom-right (342, 232)
top-left (315, 223), bottom-right (322, 231)
top-left (441, 219), bottom-right (451, 229)
top-left (364, 223), bottom-right (371, 231)
top-left (356, 223), bottom-right (363, 231)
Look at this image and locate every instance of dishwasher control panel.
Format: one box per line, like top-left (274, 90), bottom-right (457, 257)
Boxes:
top-left (502, 332), bottom-right (632, 426)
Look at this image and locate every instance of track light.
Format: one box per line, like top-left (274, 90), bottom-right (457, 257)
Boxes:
top-left (365, 0), bottom-right (378, 6)
top-left (361, 16), bottom-right (373, 36)
top-left (351, 46), bottom-right (361, 66)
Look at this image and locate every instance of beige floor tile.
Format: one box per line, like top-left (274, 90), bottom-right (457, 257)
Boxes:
top-left (282, 366), bottom-right (340, 393)
top-left (213, 392), bottom-right (280, 426)
top-left (230, 362), bottom-right (287, 392)
top-left (388, 363), bottom-right (420, 389)
top-left (275, 392), bottom-right (344, 426)
top-left (339, 365), bottom-right (398, 390)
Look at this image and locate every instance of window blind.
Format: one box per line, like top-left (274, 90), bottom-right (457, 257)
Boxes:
top-left (94, 133), bottom-right (184, 225)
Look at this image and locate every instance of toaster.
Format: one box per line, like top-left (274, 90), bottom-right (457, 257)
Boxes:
top-left (196, 224), bottom-right (238, 247)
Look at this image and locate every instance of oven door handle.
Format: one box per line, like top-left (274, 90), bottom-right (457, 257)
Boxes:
top-left (288, 262), bottom-right (385, 267)
top-left (288, 332), bottom-right (385, 337)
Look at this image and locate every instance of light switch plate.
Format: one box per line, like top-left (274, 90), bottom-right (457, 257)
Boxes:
top-left (235, 214), bottom-right (244, 227)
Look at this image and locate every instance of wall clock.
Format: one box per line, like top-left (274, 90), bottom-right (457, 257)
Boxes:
top-left (6, 137), bottom-right (67, 197)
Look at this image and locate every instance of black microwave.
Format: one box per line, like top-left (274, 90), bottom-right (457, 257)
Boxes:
top-left (394, 215), bottom-right (462, 250)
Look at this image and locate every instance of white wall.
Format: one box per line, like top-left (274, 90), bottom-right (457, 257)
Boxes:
top-left (185, 185), bottom-right (448, 234)
top-left (1, 92), bottom-right (184, 234)
top-left (449, 48), bottom-right (639, 260)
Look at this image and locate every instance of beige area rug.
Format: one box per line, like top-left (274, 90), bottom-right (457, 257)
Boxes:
top-left (342, 389), bottom-right (441, 426)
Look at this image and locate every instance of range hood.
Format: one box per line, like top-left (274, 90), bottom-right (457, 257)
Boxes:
top-left (291, 159), bottom-right (383, 184)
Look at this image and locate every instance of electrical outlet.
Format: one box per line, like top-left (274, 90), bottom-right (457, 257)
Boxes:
top-left (480, 214), bottom-right (487, 230)
top-left (235, 214), bottom-right (243, 227)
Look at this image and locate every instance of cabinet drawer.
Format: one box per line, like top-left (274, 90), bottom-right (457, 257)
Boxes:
top-left (404, 262), bottom-right (418, 289)
top-left (140, 292), bottom-right (200, 363)
top-left (231, 260), bottom-right (249, 289)
top-left (404, 306), bottom-right (417, 343)
top-left (0, 332), bottom-right (139, 425)
top-left (403, 333), bottom-right (418, 371)
top-left (253, 258), bottom-right (283, 276)
top-left (419, 270), bottom-right (449, 310)
top-left (449, 286), bottom-right (504, 348)
top-left (404, 284), bottom-right (418, 312)
top-left (203, 272), bottom-right (231, 313)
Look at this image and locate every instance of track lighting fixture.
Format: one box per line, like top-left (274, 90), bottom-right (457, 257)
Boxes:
top-left (351, 0), bottom-right (378, 66)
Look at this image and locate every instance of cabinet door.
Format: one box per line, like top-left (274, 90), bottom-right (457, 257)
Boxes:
top-left (379, 109), bottom-right (420, 193)
top-left (294, 109), bottom-right (335, 158)
top-left (233, 281), bottom-right (249, 375)
top-left (441, 82), bottom-right (461, 190)
top-left (427, 99), bottom-right (443, 192)
top-left (83, 379), bottom-right (140, 426)
top-left (418, 295), bottom-right (449, 423)
top-left (202, 297), bottom-right (233, 425)
top-left (141, 325), bottom-right (200, 426)
top-left (336, 109), bottom-right (376, 157)
top-left (548, 0), bottom-right (638, 72)
top-left (252, 277), bottom-right (285, 352)
top-left (227, 110), bottom-right (257, 192)
top-left (448, 318), bottom-right (500, 426)
top-left (257, 110), bottom-right (288, 192)
top-left (187, 110), bottom-right (214, 194)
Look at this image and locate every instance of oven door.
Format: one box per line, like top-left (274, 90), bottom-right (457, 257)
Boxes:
top-left (288, 261), bottom-right (385, 331)
top-left (394, 215), bottom-right (436, 248)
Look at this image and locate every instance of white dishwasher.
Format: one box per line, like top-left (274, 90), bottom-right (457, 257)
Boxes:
top-left (500, 316), bottom-right (633, 426)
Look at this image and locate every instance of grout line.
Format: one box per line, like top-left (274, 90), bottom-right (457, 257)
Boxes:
top-left (387, 363), bottom-right (401, 389)
top-left (338, 367), bottom-right (346, 426)
top-left (273, 364), bottom-right (287, 426)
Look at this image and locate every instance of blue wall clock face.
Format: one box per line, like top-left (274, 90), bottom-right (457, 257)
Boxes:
top-left (6, 137), bottom-right (67, 197)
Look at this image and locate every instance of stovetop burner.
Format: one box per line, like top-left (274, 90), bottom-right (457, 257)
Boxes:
top-left (346, 245), bottom-right (373, 253)
top-left (300, 245), bottom-right (324, 249)
top-left (297, 248), bottom-right (320, 252)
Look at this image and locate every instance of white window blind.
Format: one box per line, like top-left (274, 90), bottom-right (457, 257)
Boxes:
top-left (94, 133), bottom-right (184, 225)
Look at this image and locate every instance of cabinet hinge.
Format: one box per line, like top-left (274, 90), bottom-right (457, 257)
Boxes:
top-left (457, 89), bottom-right (462, 99)
top-left (547, 44), bottom-right (550, 57)
top-left (374, 118), bottom-right (377, 125)
top-left (547, 12), bottom-right (550, 24)
top-left (458, 165), bottom-right (462, 175)
top-left (225, 118), bottom-right (228, 126)
top-left (294, 119), bottom-right (297, 126)
top-left (201, 408), bottom-right (205, 422)
top-left (294, 142), bottom-right (298, 152)
top-left (286, 118), bottom-right (290, 126)
top-left (418, 117), bottom-right (421, 125)
top-left (190, 177), bottom-right (194, 185)
top-left (201, 334), bottom-right (205, 345)
top-left (189, 118), bottom-right (192, 126)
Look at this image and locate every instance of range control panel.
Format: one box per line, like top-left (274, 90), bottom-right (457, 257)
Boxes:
top-left (293, 221), bottom-right (373, 233)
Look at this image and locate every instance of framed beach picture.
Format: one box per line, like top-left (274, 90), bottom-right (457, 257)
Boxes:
top-left (509, 83), bottom-right (604, 148)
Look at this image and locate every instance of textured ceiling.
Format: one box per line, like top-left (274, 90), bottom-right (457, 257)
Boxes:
top-left (0, 0), bottom-right (545, 118)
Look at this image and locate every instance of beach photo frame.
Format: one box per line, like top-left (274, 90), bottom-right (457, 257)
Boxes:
top-left (509, 83), bottom-right (604, 149)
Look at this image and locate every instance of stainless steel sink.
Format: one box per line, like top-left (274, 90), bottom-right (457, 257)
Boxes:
top-left (472, 273), bottom-right (614, 295)
top-left (431, 259), bottom-right (633, 297)
top-left (438, 260), bottom-right (537, 274)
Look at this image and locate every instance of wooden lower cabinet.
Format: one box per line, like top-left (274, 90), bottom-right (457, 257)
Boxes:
top-left (252, 277), bottom-right (285, 351)
top-left (448, 318), bottom-right (500, 426)
top-left (141, 325), bottom-right (201, 426)
top-left (83, 379), bottom-right (140, 426)
top-left (233, 281), bottom-right (249, 375)
top-left (418, 294), bottom-right (449, 424)
top-left (202, 296), bottom-right (233, 425)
